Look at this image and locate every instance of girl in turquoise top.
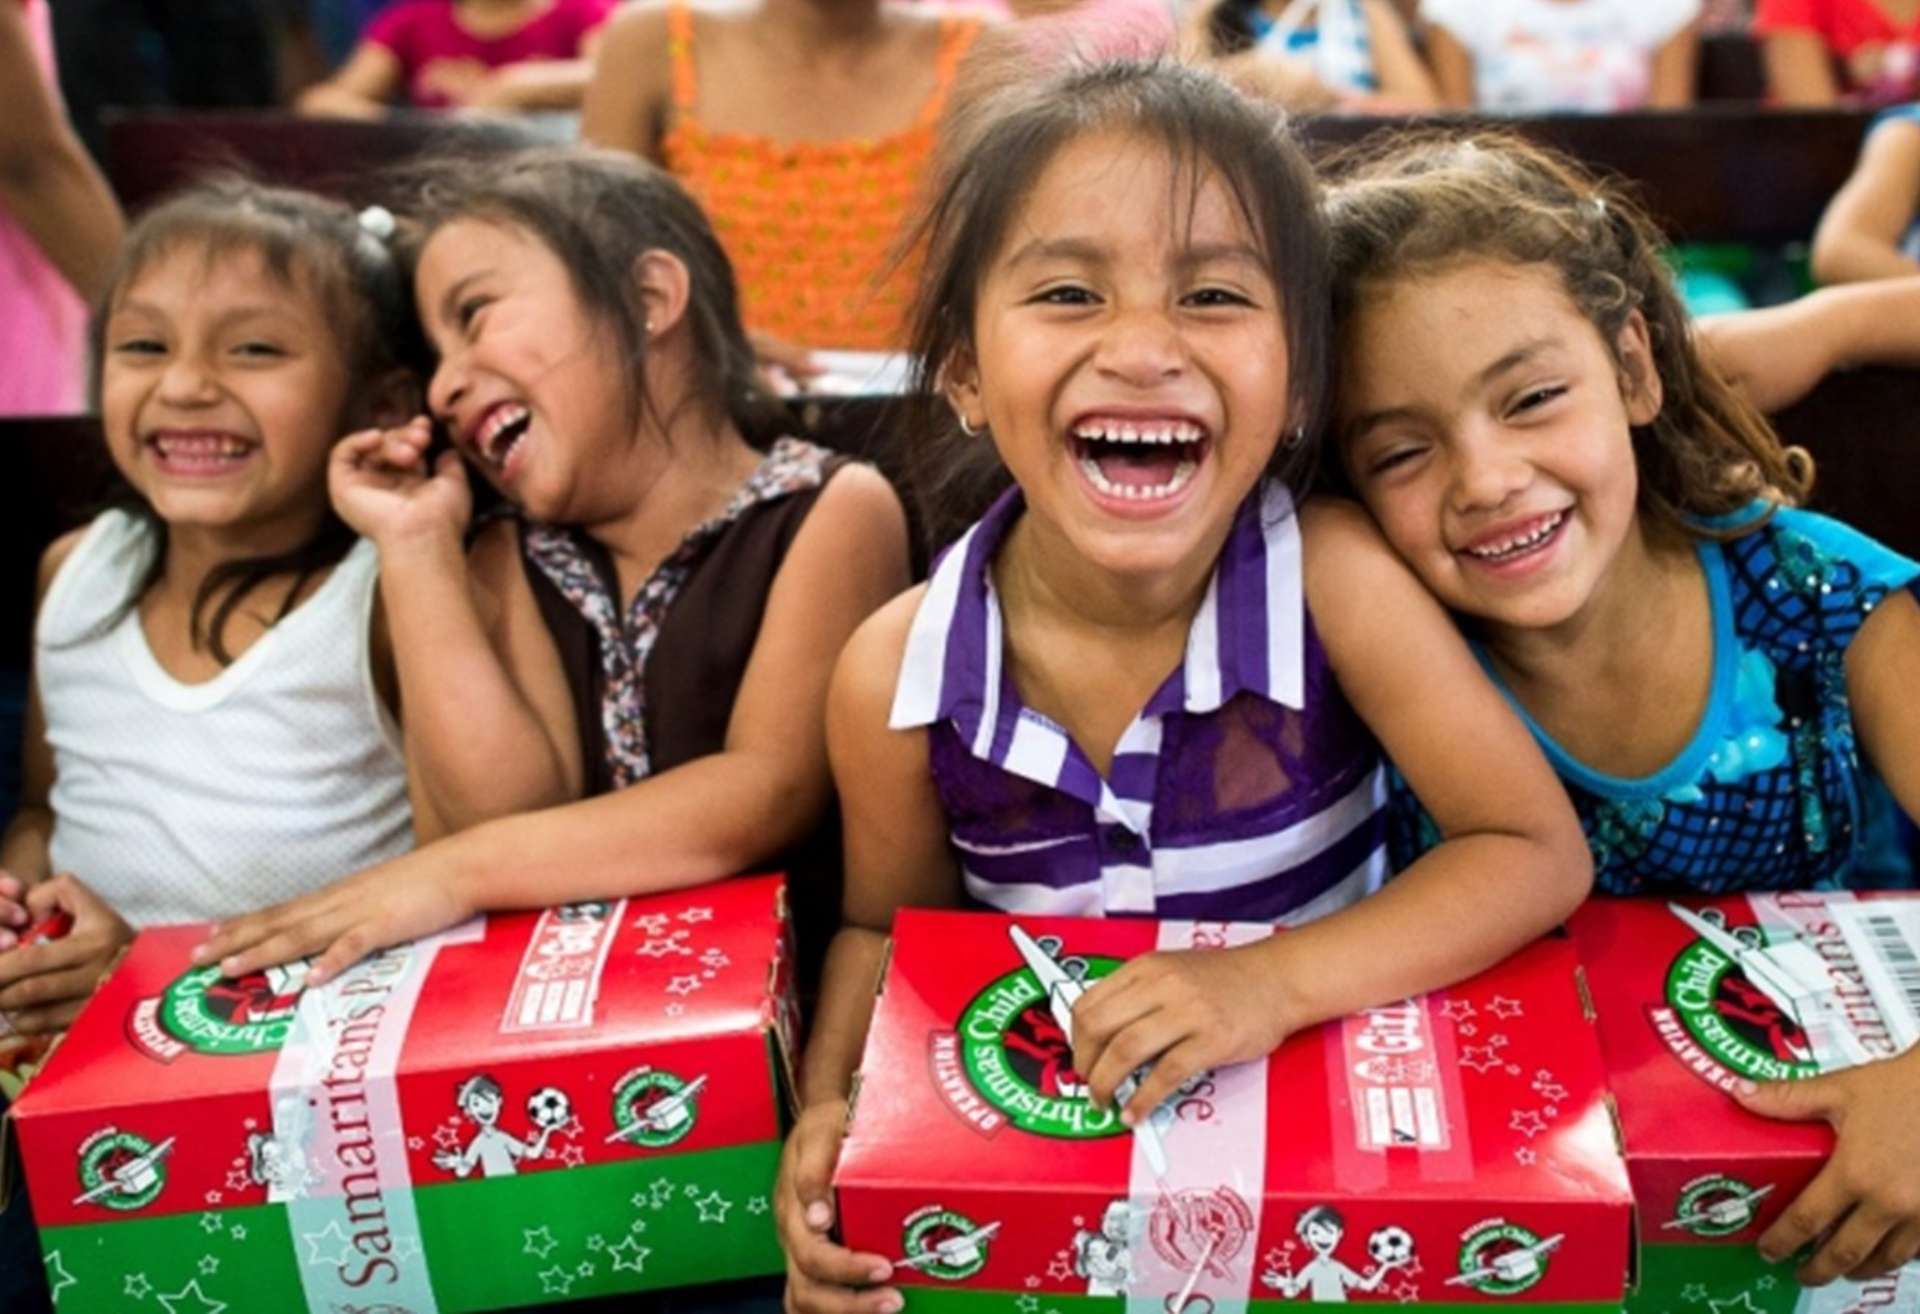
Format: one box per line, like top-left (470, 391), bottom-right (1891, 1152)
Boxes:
top-left (1325, 132), bottom-right (1920, 1289)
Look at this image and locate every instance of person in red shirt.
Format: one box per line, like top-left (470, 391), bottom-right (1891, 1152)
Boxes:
top-left (1756, 0), bottom-right (1920, 104)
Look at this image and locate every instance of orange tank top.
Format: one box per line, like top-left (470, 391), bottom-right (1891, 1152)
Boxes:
top-left (661, 4), bottom-right (980, 351)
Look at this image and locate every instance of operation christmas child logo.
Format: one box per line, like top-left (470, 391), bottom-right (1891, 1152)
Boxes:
top-left (1656, 921), bottom-right (1823, 1085)
top-left (934, 928), bottom-right (1128, 1140)
top-left (1449, 1218), bottom-right (1562, 1297)
top-left (608, 1065), bottom-right (705, 1149)
top-left (128, 960), bottom-right (313, 1061)
top-left (72, 1126), bottom-right (172, 1211)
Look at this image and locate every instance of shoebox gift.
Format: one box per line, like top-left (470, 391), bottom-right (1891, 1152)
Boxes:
top-left (7, 874), bottom-right (799, 1312)
top-left (834, 909), bottom-right (1633, 1310)
top-left (1569, 892), bottom-right (1920, 1314)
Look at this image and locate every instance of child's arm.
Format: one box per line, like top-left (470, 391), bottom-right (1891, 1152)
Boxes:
top-left (296, 40), bottom-right (404, 118)
top-left (1697, 277), bottom-right (1920, 413)
top-left (457, 55), bottom-right (599, 112)
top-left (1733, 586), bottom-right (1920, 1285)
top-left (779, 587), bottom-right (963, 1314)
top-left (332, 421), bottom-right (583, 839)
top-left (1811, 118), bottom-right (1920, 286)
top-left (1070, 503), bottom-right (1592, 1124)
top-left (195, 466), bottom-right (911, 983)
top-left (1421, 23), bottom-right (1478, 109)
top-left (1646, 20), bottom-right (1700, 108)
top-left (0, 531), bottom-right (136, 1031)
top-left (1761, 28), bottom-right (1841, 106)
top-left (1360, 0), bottom-right (1440, 110)
top-left (579, 4), bottom-right (672, 161)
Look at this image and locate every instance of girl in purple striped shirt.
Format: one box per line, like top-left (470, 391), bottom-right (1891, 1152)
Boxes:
top-left (777, 61), bottom-right (1594, 1314)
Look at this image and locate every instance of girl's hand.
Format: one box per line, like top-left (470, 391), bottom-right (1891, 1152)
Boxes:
top-left (1070, 942), bottom-right (1291, 1127)
top-left (0, 874), bottom-right (133, 1035)
top-left (776, 1099), bottom-right (899, 1314)
top-left (749, 331), bottom-right (823, 396)
top-left (1738, 1047), bottom-right (1920, 1282)
top-left (0, 870), bottom-right (31, 949)
top-left (192, 849), bottom-right (474, 989)
top-left (330, 417), bottom-right (472, 551)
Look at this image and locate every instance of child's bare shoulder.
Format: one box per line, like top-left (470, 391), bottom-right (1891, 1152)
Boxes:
top-left (831, 584), bottom-right (929, 720)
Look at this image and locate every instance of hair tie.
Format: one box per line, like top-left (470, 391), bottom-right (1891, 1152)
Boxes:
top-left (357, 205), bottom-right (397, 242)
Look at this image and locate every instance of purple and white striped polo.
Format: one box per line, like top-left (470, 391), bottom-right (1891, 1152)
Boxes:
top-left (890, 481), bottom-right (1388, 925)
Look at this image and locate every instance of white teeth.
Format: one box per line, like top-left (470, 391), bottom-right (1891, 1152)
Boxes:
top-left (1465, 511), bottom-right (1565, 561)
top-left (476, 403), bottom-right (531, 460)
top-left (1079, 455), bottom-right (1199, 501)
top-left (1070, 419), bottom-right (1205, 445)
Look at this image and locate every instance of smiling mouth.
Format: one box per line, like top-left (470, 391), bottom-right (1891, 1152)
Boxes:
top-left (1461, 509), bottom-right (1568, 564)
top-left (473, 403), bottom-right (531, 472)
top-left (145, 431), bottom-right (257, 472)
top-left (1070, 418), bottom-right (1208, 502)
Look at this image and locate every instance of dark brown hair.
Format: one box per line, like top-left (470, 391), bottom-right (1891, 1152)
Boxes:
top-left (388, 146), bottom-right (777, 444)
top-left (903, 58), bottom-right (1331, 550)
top-left (1321, 131), bottom-right (1812, 537)
top-left (92, 175), bottom-right (422, 662)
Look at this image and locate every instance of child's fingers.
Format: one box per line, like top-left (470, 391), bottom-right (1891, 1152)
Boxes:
top-left (785, 1263), bottom-right (902, 1314)
top-left (1802, 1199), bottom-right (1896, 1286)
top-left (1081, 1007), bottom-right (1182, 1113)
top-left (1120, 1036), bottom-right (1208, 1127)
top-left (1758, 1161), bottom-right (1850, 1264)
top-left (307, 924), bottom-right (383, 987)
top-left (5, 995), bottom-right (87, 1037)
top-left (0, 961), bottom-right (99, 1015)
top-left (1863, 1221), bottom-right (1920, 1279)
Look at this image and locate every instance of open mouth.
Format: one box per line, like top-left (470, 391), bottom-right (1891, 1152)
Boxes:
top-left (1460, 509), bottom-right (1568, 565)
top-left (145, 431), bottom-right (257, 474)
top-left (1069, 417), bottom-right (1208, 503)
top-left (472, 402), bottom-right (532, 473)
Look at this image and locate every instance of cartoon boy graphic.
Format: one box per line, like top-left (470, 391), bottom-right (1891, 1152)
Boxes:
top-left (1071, 1200), bottom-right (1133, 1295)
top-left (432, 1074), bottom-right (554, 1178)
top-left (1261, 1206), bottom-right (1393, 1302)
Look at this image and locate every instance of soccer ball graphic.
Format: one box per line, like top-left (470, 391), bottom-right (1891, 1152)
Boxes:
top-left (527, 1086), bottom-right (573, 1131)
top-left (1368, 1226), bottom-right (1416, 1269)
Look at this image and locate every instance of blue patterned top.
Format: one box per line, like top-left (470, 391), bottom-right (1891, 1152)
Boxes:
top-left (1390, 507), bottom-right (1919, 893)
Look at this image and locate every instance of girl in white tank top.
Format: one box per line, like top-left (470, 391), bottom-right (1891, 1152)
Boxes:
top-left (0, 179), bottom-right (422, 1036)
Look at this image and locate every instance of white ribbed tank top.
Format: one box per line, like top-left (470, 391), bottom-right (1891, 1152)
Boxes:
top-left (38, 510), bottom-right (414, 928)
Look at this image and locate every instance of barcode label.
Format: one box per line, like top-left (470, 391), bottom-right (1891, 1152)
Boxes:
top-left (1832, 902), bottom-right (1920, 1056)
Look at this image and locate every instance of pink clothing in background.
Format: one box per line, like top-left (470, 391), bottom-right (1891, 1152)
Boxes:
top-left (0, 0), bottom-right (89, 416)
top-left (364, 0), bottom-right (616, 108)
top-left (1010, 0), bottom-right (1175, 59)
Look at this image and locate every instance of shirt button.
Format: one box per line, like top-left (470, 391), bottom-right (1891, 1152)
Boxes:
top-left (1102, 825), bottom-right (1143, 856)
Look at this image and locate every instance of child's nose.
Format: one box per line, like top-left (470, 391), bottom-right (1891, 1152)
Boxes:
top-left (1094, 310), bottom-right (1185, 385)
top-left (427, 356), bottom-right (469, 426)
top-left (1449, 430), bottom-right (1532, 510)
top-left (157, 353), bottom-right (221, 405)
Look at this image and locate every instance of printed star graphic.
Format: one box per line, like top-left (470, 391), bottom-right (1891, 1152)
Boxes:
top-left (407, 1136), bottom-right (424, 1151)
top-left (224, 1166), bottom-right (253, 1193)
top-left (1515, 1146), bottom-right (1539, 1166)
top-left (204, 1190), bottom-right (223, 1205)
top-left (678, 906), bottom-right (714, 924)
top-left (747, 1195), bottom-right (770, 1215)
top-left (1025, 1276), bottom-right (1041, 1289)
top-left (608, 1234), bottom-right (652, 1274)
top-left (1460, 1045), bottom-right (1504, 1074)
top-left (1459, 1023), bottom-right (1478, 1038)
top-left (666, 974), bottom-right (703, 996)
top-left (638, 937), bottom-right (693, 959)
top-left (631, 1192), bottom-right (649, 1210)
top-left (538, 1265), bottom-right (575, 1296)
top-left (1047, 1255), bottom-right (1075, 1281)
top-left (303, 1221), bottom-right (356, 1268)
top-left (559, 1142), bottom-right (587, 1168)
top-left (1487, 996), bottom-right (1525, 1020)
top-left (1488, 1033), bottom-right (1509, 1049)
top-left (1535, 1082), bottom-right (1568, 1104)
top-left (1709, 1293), bottom-right (1765, 1314)
top-left (1018, 1297), bottom-right (1041, 1313)
top-left (578, 1260), bottom-right (596, 1278)
top-left (1756, 1277), bottom-right (1778, 1291)
top-left (434, 1121), bottom-right (463, 1151)
top-left (1509, 1109), bottom-right (1549, 1139)
top-left (198, 1255), bottom-right (220, 1276)
top-left (686, 1183), bottom-right (702, 1198)
top-left (228, 1225), bottom-right (247, 1242)
top-left (590, 1233), bottom-right (608, 1251)
top-left (126, 1272), bottom-right (154, 1300)
top-left (394, 1235), bottom-right (423, 1262)
top-left (156, 1279), bottom-right (227, 1314)
top-left (1394, 1280), bottom-right (1421, 1304)
top-left (243, 1118), bottom-right (257, 1131)
top-left (1438, 999), bottom-right (1476, 1022)
top-left (696, 1190), bottom-right (733, 1224)
top-left (636, 912), bottom-right (671, 933)
top-left (664, 1003), bottom-right (686, 1018)
top-left (200, 1213), bottom-right (224, 1235)
top-left (1265, 1246), bottom-right (1291, 1271)
top-left (650, 1178), bottom-right (677, 1207)
top-left (44, 1251), bottom-right (76, 1301)
top-left (562, 1115), bottom-right (585, 1139)
top-left (631, 1218), bottom-right (648, 1234)
top-left (700, 949), bottom-right (731, 969)
top-left (524, 1225), bottom-right (559, 1258)
top-left (1682, 1284), bottom-right (1709, 1302)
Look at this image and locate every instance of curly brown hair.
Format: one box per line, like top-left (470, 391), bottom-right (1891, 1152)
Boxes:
top-left (1321, 131), bottom-right (1812, 540)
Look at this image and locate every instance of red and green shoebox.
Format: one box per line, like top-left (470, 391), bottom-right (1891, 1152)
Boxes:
top-left (1569, 892), bottom-right (1920, 1314)
top-left (834, 910), bottom-right (1633, 1311)
top-left (5, 875), bottom-right (800, 1312)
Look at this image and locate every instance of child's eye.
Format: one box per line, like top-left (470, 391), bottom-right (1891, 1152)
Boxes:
top-left (1031, 285), bottom-right (1097, 307)
top-left (1184, 287), bottom-right (1253, 308)
top-left (1509, 384), bottom-right (1568, 416)
top-left (233, 341), bottom-right (287, 358)
top-left (111, 338), bottom-right (166, 356)
top-left (458, 296), bottom-right (493, 331)
top-left (1366, 444), bottom-right (1426, 477)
